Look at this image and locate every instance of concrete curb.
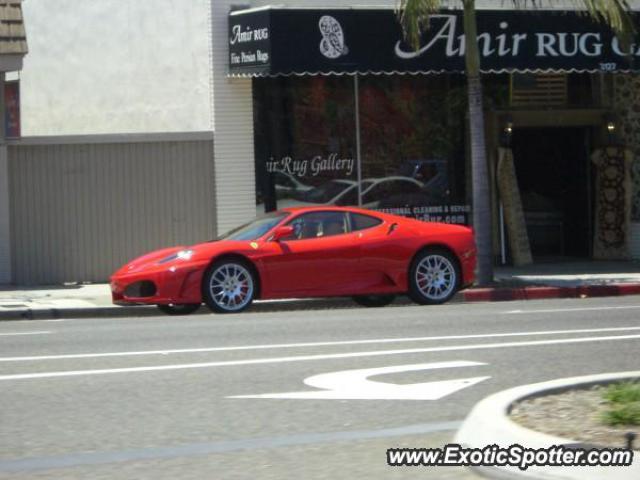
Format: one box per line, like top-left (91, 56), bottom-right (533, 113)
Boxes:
top-left (462, 283), bottom-right (640, 303)
top-left (454, 371), bottom-right (640, 480)
top-left (0, 305), bottom-right (159, 321)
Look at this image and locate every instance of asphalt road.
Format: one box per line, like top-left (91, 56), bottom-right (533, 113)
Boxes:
top-left (1, 296), bottom-right (640, 480)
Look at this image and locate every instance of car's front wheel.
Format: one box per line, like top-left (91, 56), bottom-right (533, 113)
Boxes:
top-left (202, 259), bottom-right (256, 314)
top-left (408, 248), bottom-right (460, 305)
top-left (156, 304), bottom-right (201, 316)
top-left (352, 294), bottom-right (395, 308)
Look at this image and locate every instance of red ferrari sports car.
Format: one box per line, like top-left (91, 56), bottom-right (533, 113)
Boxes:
top-left (110, 206), bottom-right (476, 315)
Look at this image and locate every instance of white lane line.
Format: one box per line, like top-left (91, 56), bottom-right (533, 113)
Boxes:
top-left (504, 305), bottom-right (640, 314)
top-left (0, 331), bottom-right (52, 337)
top-left (2, 326), bottom-right (640, 362)
top-left (1, 333), bottom-right (639, 381)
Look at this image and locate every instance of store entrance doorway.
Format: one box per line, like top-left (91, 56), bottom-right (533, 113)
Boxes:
top-left (510, 127), bottom-right (592, 258)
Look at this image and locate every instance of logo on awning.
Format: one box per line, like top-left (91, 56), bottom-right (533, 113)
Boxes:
top-left (319, 16), bottom-right (348, 59)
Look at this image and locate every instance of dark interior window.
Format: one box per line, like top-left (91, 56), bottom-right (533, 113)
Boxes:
top-left (350, 213), bottom-right (382, 231)
top-left (286, 211), bottom-right (348, 240)
top-left (218, 212), bottom-right (288, 241)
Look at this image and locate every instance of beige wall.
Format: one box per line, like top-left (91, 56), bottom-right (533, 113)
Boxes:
top-left (8, 133), bottom-right (216, 285)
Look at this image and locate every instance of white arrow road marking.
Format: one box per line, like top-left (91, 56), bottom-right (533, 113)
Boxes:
top-left (230, 361), bottom-right (490, 400)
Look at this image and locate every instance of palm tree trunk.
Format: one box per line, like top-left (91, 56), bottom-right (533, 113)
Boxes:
top-left (463, 0), bottom-right (493, 285)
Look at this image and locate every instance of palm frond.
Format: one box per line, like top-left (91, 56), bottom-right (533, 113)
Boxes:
top-left (398, 0), bottom-right (635, 50)
top-left (511, 0), bottom-right (635, 46)
top-left (396, 0), bottom-right (444, 49)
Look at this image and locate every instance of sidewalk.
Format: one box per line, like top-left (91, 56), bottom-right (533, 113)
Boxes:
top-left (467, 259), bottom-right (640, 302)
top-left (2, 260), bottom-right (640, 320)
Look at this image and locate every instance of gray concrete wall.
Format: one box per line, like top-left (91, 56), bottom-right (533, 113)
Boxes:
top-left (8, 132), bottom-right (216, 285)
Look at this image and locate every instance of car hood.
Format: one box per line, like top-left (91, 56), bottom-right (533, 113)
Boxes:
top-left (188, 239), bottom-right (263, 258)
top-left (111, 246), bottom-right (188, 276)
top-left (112, 239), bottom-right (261, 277)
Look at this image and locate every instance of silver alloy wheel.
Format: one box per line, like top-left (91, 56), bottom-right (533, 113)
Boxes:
top-left (208, 263), bottom-right (254, 312)
top-left (415, 254), bottom-right (456, 301)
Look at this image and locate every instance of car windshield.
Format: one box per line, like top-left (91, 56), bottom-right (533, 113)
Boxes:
top-left (303, 181), bottom-right (353, 204)
top-left (217, 212), bottom-right (289, 241)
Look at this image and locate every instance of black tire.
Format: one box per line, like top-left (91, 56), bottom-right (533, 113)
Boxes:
top-left (202, 258), bottom-right (256, 314)
top-left (408, 248), bottom-right (460, 305)
top-left (156, 303), bottom-right (201, 316)
top-left (352, 294), bottom-right (396, 308)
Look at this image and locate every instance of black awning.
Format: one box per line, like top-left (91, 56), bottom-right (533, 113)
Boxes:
top-left (228, 7), bottom-right (640, 76)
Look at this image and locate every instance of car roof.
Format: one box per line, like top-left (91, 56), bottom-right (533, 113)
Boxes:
top-left (362, 176), bottom-right (422, 184)
top-left (329, 179), bottom-right (357, 185)
top-left (279, 205), bottom-right (385, 216)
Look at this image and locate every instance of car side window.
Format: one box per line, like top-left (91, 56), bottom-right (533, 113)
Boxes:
top-left (286, 211), bottom-right (349, 240)
top-left (389, 180), bottom-right (422, 195)
top-left (350, 213), bottom-right (383, 232)
top-left (363, 179), bottom-right (422, 204)
top-left (334, 186), bottom-right (358, 206)
top-left (361, 185), bottom-right (381, 205)
top-left (274, 172), bottom-right (294, 188)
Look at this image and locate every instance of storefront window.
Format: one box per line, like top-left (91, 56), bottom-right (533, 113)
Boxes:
top-left (253, 77), bottom-right (356, 214)
top-left (253, 75), bottom-right (470, 225)
top-left (357, 75), bottom-right (469, 223)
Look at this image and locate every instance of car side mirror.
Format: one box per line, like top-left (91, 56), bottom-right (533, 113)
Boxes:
top-left (272, 225), bottom-right (294, 242)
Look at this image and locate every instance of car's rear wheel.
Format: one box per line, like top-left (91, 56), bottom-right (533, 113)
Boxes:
top-left (203, 259), bottom-right (255, 314)
top-left (408, 248), bottom-right (460, 305)
top-left (156, 303), bottom-right (201, 316)
top-left (352, 294), bottom-right (395, 308)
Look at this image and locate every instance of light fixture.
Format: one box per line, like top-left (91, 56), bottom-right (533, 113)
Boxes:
top-left (500, 115), bottom-right (514, 147)
top-left (604, 114), bottom-right (617, 135)
top-left (505, 121), bottom-right (513, 135)
top-left (504, 117), bottom-right (514, 135)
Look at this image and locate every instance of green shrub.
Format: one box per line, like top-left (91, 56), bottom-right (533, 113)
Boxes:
top-left (601, 381), bottom-right (640, 427)
top-left (603, 382), bottom-right (640, 404)
top-left (601, 403), bottom-right (640, 426)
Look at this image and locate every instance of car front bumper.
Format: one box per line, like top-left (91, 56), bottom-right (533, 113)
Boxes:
top-left (110, 262), bottom-right (207, 306)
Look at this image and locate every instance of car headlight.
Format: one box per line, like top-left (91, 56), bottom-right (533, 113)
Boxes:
top-left (159, 249), bottom-right (194, 264)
